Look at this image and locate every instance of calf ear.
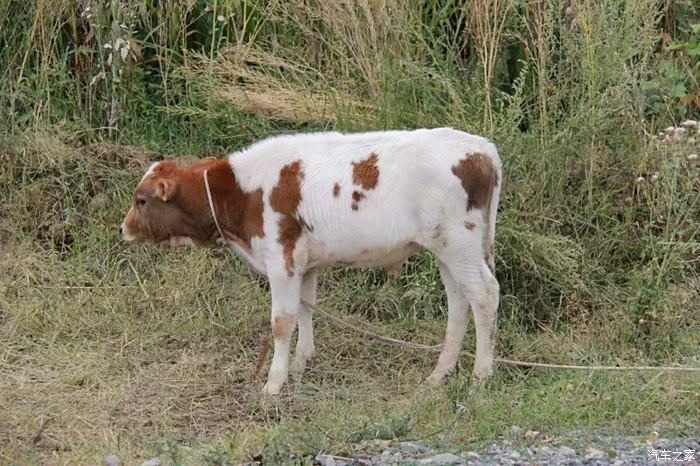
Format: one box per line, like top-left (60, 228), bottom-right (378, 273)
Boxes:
top-left (155, 178), bottom-right (178, 202)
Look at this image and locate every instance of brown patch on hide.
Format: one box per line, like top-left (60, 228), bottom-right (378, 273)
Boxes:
top-left (352, 153), bottom-right (379, 190)
top-left (269, 160), bottom-right (304, 277)
top-left (451, 153), bottom-right (498, 211)
top-left (272, 314), bottom-right (296, 341)
top-left (241, 189), bottom-right (265, 241)
top-left (333, 183), bottom-right (341, 197)
top-left (351, 191), bottom-right (365, 211)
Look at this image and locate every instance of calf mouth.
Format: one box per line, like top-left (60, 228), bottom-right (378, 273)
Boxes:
top-left (119, 223), bottom-right (137, 242)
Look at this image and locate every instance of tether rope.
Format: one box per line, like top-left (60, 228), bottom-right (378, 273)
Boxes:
top-left (302, 300), bottom-right (700, 373)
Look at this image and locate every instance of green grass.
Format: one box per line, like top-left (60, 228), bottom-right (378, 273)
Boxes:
top-left (1, 0), bottom-right (700, 464)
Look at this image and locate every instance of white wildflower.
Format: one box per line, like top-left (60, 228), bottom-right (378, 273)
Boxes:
top-left (673, 127), bottom-right (686, 141)
top-left (665, 126), bottom-right (675, 135)
top-left (688, 154), bottom-right (698, 162)
top-left (636, 176), bottom-right (645, 184)
top-left (217, 15), bottom-right (225, 22)
top-left (650, 172), bottom-right (659, 183)
top-left (681, 119), bottom-right (698, 128)
top-left (688, 137), bottom-right (696, 145)
top-left (103, 43), bottom-right (112, 49)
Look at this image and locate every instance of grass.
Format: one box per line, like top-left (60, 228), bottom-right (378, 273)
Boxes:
top-left (1, 0), bottom-right (700, 464)
top-left (1, 231), bottom-right (698, 464)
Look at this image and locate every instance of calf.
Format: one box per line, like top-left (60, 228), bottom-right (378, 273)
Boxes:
top-left (120, 128), bottom-right (501, 394)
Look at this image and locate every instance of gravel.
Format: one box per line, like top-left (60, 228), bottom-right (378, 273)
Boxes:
top-left (106, 431), bottom-right (698, 465)
top-left (308, 433), bottom-right (699, 465)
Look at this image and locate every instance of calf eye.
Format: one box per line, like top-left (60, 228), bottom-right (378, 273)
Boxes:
top-left (136, 198), bottom-right (146, 208)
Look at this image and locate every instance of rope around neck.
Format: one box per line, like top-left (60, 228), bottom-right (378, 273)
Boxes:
top-left (301, 300), bottom-right (700, 373)
top-left (203, 169), bottom-right (226, 241)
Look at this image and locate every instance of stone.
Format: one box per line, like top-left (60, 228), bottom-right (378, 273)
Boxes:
top-left (419, 452), bottom-right (463, 465)
top-left (141, 459), bottom-right (161, 466)
top-left (585, 447), bottom-right (605, 459)
top-left (557, 446), bottom-right (576, 457)
top-left (105, 455), bottom-right (119, 466)
top-left (315, 455), bottom-right (336, 466)
top-left (398, 441), bottom-right (428, 454)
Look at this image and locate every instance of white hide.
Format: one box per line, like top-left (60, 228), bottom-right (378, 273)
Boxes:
top-left (222, 128), bottom-right (501, 394)
top-left (229, 127), bottom-right (500, 273)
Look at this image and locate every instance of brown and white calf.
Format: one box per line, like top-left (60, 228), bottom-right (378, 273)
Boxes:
top-left (120, 128), bottom-right (502, 394)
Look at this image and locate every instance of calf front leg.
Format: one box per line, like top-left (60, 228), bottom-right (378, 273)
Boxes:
top-left (263, 272), bottom-right (302, 395)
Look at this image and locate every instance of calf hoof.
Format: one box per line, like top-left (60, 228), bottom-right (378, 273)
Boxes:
top-left (472, 365), bottom-right (494, 383)
top-left (424, 372), bottom-right (446, 388)
top-left (262, 381), bottom-right (283, 395)
top-left (290, 358), bottom-right (307, 375)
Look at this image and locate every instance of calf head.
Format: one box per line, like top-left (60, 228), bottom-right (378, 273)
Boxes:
top-left (120, 159), bottom-right (219, 247)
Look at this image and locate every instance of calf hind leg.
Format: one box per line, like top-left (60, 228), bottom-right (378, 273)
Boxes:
top-left (467, 268), bottom-right (499, 381)
top-left (292, 270), bottom-right (317, 374)
top-left (429, 248), bottom-right (499, 385)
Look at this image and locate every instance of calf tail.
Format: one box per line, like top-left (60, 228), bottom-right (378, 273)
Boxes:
top-left (483, 150), bottom-right (501, 274)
